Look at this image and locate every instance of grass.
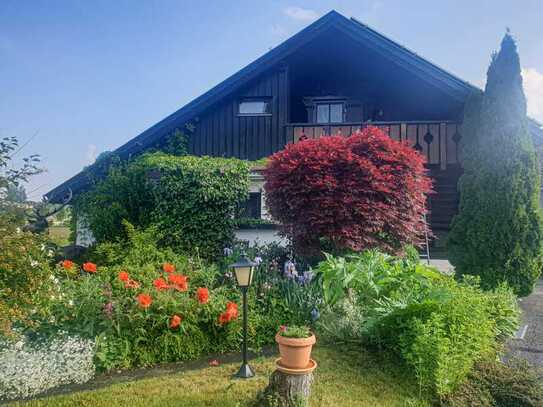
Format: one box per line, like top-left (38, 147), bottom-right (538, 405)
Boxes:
top-left (11, 346), bottom-right (430, 407)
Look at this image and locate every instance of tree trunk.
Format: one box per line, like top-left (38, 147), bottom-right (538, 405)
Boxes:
top-left (259, 369), bottom-right (314, 406)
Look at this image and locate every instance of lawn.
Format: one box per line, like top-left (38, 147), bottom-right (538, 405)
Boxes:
top-left (10, 346), bottom-right (429, 407)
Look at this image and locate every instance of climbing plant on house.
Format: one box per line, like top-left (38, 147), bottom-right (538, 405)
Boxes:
top-left (448, 33), bottom-right (543, 296)
top-left (74, 153), bottom-right (250, 259)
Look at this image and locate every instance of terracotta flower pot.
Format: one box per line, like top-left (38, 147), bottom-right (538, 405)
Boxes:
top-left (275, 333), bottom-right (316, 369)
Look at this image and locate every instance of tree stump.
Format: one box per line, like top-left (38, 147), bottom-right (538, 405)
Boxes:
top-left (259, 369), bottom-right (314, 407)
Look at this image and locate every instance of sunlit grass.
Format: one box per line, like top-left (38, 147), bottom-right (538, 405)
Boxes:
top-left (13, 346), bottom-right (429, 406)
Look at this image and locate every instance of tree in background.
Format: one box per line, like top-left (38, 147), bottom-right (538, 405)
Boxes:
top-left (264, 127), bottom-right (431, 258)
top-left (448, 33), bottom-right (543, 296)
top-left (6, 184), bottom-right (27, 203)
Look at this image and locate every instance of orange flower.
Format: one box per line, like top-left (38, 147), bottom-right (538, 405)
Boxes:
top-left (118, 271), bottom-right (129, 282)
top-left (162, 263), bottom-right (175, 273)
top-left (137, 293), bottom-right (152, 308)
top-left (196, 287), bottom-right (209, 304)
top-left (62, 260), bottom-right (74, 270)
top-left (170, 314), bottom-right (182, 329)
top-left (153, 277), bottom-right (169, 290)
top-left (226, 302), bottom-right (238, 319)
top-left (168, 273), bottom-right (188, 292)
top-left (124, 279), bottom-right (140, 289)
top-left (82, 262), bottom-right (97, 273)
top-left (219, 302), bottom-right (239, 325)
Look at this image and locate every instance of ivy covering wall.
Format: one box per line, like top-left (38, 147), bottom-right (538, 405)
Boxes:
top-left (73, 153), bottom-right (250, 259)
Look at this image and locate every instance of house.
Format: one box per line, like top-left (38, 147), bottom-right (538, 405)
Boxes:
top-left (46, 10), bottom-right (543, 245)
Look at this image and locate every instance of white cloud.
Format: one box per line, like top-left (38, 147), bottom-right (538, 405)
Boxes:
top-left (283, 6), bottom-right (319, 22)
top-left (85, 144), bottom-right (97, 165)
top-left (523, 68), bottom-right (543, 122)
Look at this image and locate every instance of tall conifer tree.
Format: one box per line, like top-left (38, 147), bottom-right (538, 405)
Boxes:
top-left (448, 32), bottom-right (543, 296)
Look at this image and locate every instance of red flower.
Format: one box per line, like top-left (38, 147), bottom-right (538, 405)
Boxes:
top-left (218, 312), bottom-right (230, 325)
top-left (168, 273), bottom-right (188, 292)
top-left (118, 271), bottom-right (129, 282)
top-left (124, 279), bottom-right (140, 289)
top-left (153, 277), bottom-right (169, 290)
top-left (279, 325), bottom-right (287, 333)
top-left (196, 287), bottom-right (209, 304)
top-left (137, 293), bottom-right (152, 308)
top-left (162, 263), bottom-right (175, 273)
top-left (62, 260), bottom-right (74, 270)
top-left (82, 262), bottom-right (97, 273)
top-left (209, 359), bottom-right (220, 367)
top-left (170, 314), bottom-right (182, 329)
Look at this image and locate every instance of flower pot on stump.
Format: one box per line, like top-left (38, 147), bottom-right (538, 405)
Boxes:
top-left (275, 332), bottom-right (316, 370)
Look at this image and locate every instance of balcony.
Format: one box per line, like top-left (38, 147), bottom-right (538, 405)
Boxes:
top-left (285, 121), bottom-right (462, 170)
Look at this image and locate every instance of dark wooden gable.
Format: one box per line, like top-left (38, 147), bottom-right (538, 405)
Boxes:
top-left (190, 66), bottom-right (289, 160)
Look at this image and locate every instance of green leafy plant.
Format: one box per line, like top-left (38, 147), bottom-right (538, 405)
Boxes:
top-left (279, 325), bottom-right (311, 338)
top-left (73, 153), bottom-right (250, 259)
top-left (316, 250), bottom-right (520, 397)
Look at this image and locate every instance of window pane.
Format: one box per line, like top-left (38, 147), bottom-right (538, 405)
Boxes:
top-left (240, 192), bottom-right (262, 219)
top-left (316, 104), bottom-right (329, 123)
top-left (239, 100), bottom-right (270, 115)
top-left (330, 104), bottom-right (343, 123)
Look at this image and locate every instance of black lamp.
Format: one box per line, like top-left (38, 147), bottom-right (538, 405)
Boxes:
top-left (230, 254), bottom-right (257, 378)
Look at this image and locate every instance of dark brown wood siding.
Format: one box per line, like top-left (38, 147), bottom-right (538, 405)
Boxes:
top-left (189, 66), bottom-right (289, 160)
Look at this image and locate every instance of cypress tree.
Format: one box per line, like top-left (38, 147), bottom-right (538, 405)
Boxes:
top-left (448, 32), bottom-right (543, 296)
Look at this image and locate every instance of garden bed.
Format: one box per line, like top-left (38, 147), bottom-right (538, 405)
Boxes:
top-left (7, 346), bottom-right (430, 406)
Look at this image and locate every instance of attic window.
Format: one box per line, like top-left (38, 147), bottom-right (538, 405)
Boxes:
top-left (238, 98), bottom-right (272, 116)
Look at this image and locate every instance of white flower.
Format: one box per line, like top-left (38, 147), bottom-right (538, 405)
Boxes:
top-left (254, 256), bottom-right (263, 265)
top-left (30, 260), bottom-right (39, 267)
top-left (15, 227), bottom-right (21, 234)
top-left (0, 335), bottom-right (95, 400)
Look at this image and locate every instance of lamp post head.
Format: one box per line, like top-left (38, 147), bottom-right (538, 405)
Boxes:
top-left (230, 255), bottom-right (257, 288)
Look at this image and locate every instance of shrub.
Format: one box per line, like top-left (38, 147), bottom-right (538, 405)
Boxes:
top-left (397, 283), bottom-right (498, 396)
top-left (263, 127), bottom-right (431, 257)
top-left (316, 251), bottom-right (520, 397)
top-left (448, 33), bottom-right (543, 296)
top-left (0, 334), bottom-right (95, 400)
top-left (0, 214), bottom-right (55, 336)
top-left (74, 153), bottom-right (250, 259)
top-left (443, 359), bottom-right (543, 406)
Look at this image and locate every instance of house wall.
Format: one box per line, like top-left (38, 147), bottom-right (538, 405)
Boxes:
top-left (189, 66), bottom-right (289, 160)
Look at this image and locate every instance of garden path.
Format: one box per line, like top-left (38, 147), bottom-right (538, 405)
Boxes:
top-left (507, 279), bottom-right (543, 367)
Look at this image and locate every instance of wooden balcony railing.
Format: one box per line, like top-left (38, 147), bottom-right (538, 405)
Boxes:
top-left (285, 121), bottom-right (462, 170)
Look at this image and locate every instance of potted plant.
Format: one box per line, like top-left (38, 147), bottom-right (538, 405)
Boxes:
top-left (275, 325), bottom-right (316, 369)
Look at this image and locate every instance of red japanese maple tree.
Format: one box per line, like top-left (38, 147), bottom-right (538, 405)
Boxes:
top-left (263, 127), bottom-right (432, 256)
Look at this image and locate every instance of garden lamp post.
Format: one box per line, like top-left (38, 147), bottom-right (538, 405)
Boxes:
top-left (231, 254), bottom-right (257, 379)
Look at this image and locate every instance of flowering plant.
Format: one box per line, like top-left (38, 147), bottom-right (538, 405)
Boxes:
top-left (0, 334), bottom-right (95, 400)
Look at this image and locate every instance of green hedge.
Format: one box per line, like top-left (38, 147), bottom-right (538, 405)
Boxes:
top-left (74, 153), bottom-right (250, 259)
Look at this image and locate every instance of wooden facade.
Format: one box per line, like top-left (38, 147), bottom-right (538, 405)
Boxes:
top-left (189, 66), bottom-right (289, 161)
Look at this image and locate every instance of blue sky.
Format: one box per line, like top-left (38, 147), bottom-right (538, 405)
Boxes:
top-left (1, 0), bottom-right (542, 200)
